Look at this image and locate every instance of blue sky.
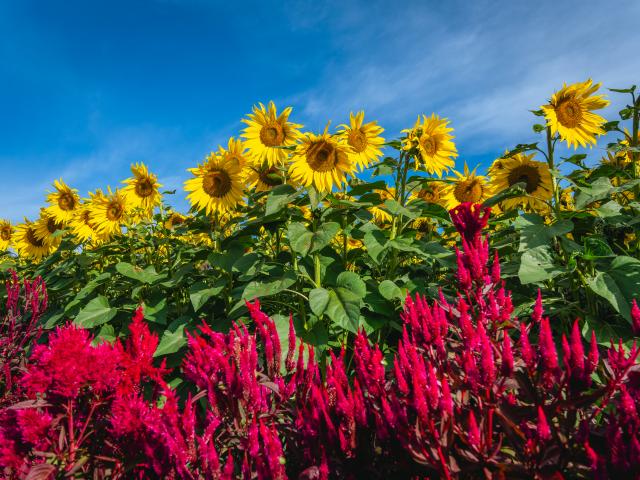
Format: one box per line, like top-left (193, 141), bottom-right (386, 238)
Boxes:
top-left (1, 0), bottom-right (639, 222)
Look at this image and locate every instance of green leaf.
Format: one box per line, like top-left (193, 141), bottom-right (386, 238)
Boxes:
top-left (287, 222), bottom-right (340, 257)
top-left (518, 246), bottom-right (564, 284)
top-left (142, 297), bottom-right (168, 324)
top-left (189, 279), bottom-right (226, 313)
top-left (336, 271), bottom-right (366, 299)
top-left (379, 280), bottom-right (404, 301)
top-left (242, 272), bottom-right (297, 301)
top-left (362, 229), bottom-right (387, 263)
top-left (96, 324), bottom-right (116, 343)
top-left (583, 237), bottom-right (614, 260)
top-left (154, 325), bottom-right (186, 357)
top-left (309, 287), bottom-right (330, 316)
top-left (588, 256), bottom-right (640, 323)
top-left (513, 214), bottom-right (573, 251)
top-left (115, 262), bottom-right (165, 284)
top-left (265, 184), bottom-right (298, 216)
top-left (325, 288), bottom-right (361, 333)
top-left (75, 295), bottom-right (117, 328)
top-left (383, 199), bottom-right (418, 219)
top-left (574, 177), bottom-right (613, 210)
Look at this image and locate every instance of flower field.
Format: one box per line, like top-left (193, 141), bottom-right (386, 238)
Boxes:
top-left (1, 80), bottom-right (640, 478)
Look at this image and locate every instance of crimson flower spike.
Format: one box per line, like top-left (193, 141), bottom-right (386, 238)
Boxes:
top-left (449, 202), bottom-right (492, 242)
top-left (532, 289), bottom-right (544, 323)
top-left (632, 299), bottom-right (640, 335)
top-left (537, 406), bottom-right (552, 442)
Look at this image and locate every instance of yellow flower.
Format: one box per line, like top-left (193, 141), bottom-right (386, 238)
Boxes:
top-left (122, 163), bottom-right (162, 216)
top-left (89, 188), bottom-right (130, 238)
top-left (246, 163), bottom-right (287, 192)
top-left (289, 131), bottom-right (356, 193)
top-left (34, 210), bottom-right (64, 248)
top-left (164, 212), bottom-right (188, 230)
top-left (337, 111), bottom-right (385, 171)
top-left (218, 137), bottom-right (251, 170)
top-left (416, 181), bottom-right (447, 207)
top-left (0, 220), bottom-right (13, 251)
top-left (559, 188), bottom-right (575, 211)
top-left (442, 165), bottom-right (491, 210)
top-left (541, 79), bottom-right (609, 149)
top-left (370, 187), bottom-right (395, 224)
top-left (185, 153), bottom-right (245, 215)
top-left (70, 200), bottom-right (105, 244)
top-left (241, 101), bottom-right (302, 167)
top-left (14, 221), bottom-right (55, 261)
top-left (45, 179), bottom-right (80, 225)
top-left (402, 114), bottom-right (457, 177)
top-left (489, 152), bottom-right (553, 211)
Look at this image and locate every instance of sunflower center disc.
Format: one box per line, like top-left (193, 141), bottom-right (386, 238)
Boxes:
top-left (107, 202), bottom-right (124, 221)
top-left (348, 129), bottom-right (368, 152)
top-left (260, 123), bottom-right (285, 147)
top-left (454, 179), bottom-right (484, 203)
top-left (556, 98), bottom-right (583, 128)
top-left (307, 141), bottom-right (339, 172)
top-left (203, 170), bottom-right (232, 197)
top-left (259, 167), bottom-right (283, 187)
top-left (420, 135), bottom-right (438, 157)
top-left (507, 165), bottom-right (541, 194)
top-left (0, 227), bottom-right (11, 241)
top-left (135, 179), bottom-right (155, 198)
top-left (26, 227), bottom-right (44, 247)
top-left (47, 217), bottom-right (60, 234)
top-left (58, 193), bottom-right (76, 211)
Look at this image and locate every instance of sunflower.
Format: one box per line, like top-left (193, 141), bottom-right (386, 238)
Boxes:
top-left (559, 188), bottom-right (575, 211)
top-left (370, 188), bottom-right (396, 224)
top-left (185, 153), bottom-right (245, 215)
top-left (442, 165), bottom-right (491, 210)
top-left (289, 131), bottom-right (356, 193)
top-left (34, 210), bottom-right (64, 247)
top-left (164, 212), bottom-right (188, 230)
top-left (69, 201), bottom-right (103, 244)
top-left (416, 181), bottom-right (447, 207)
top-left (241, 101), bottom-right (302, 167)
top-left (337, 111), bottom-right (385, 171)
top-left (246, 163), bottom-right (287, 192)
top-left (45, 179), bottom-right (79, 225)
top-left (122, 163), bottom-right (162, 216)
top-left (89, 188), bottom-right (130, 237)
top-left (541, 79), bottom-right (609, 149)
top-left (0, 220), bottom-right (13, 251)
top-left (489, 153), bottom-right (553, 211)
top-left (14, 221), bottom-right (55, 261)
top-left (219, 137), bottom-right (251, 170)
top-left (402, 114), bottom-right (457, 177)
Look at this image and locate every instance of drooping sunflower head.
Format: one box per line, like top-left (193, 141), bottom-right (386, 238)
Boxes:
top-left (219, 137), bottom-right (251, 170)
top-left (246, 162), bottom-right (291, 192)
top-left (14, 221), bottom-right (55, 261)
top-left (402, 114), bottom-right (457, 177)
top-left (559, 188), bottom-right (575, 211)
top-left (416, 181), bottom-right (447, 207)
top-left (122, 163), bottom-right (162, 216)
top-left (34, 209), bottom-right (65, 247)
top-left (442, 164), bottom-right (491, 210)
top-left (0, 219), bottom-right (13, 251)
top-left (541, 79), bottom-right (609, 149)
top-left (289, 131), bottom-right (356, 193)
top-left (489, 152), bottom-right (553, 211)
top-left (89, 188), bottom-right (130, 238)
top-left (241, 101), bottom-right (302, 167)
top-left (184, 153), bottom-right (245, 215)
top-left (369, 187), bottom-right (396, 224)
top-left (45, 179), bottom-right (79, 225)
top-left (164, 212), bottom-right (188, 230)
top-left (337, 111), bottom-right (385, 171)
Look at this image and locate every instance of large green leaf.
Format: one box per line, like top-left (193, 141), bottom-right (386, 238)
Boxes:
top-left (309, 287), bottom-right (330, 316)
top-left (287, 222), bottom-right (340, 257)
top-left (116, 262), bottom-right (165, 284)
top-left (574, 177), bottom-right (613, 209)
top-left (362, 228), bottom-right (387, 263)
top-left (154, 325), bottom-right (186, 357)
top-left (75, 295), bottom-right (117, 328)
top-left (242, 272), bottom-right (297, 301)
top-left (189, 279), bottom-right (226, 313)
top-left (336, 271), bottom-right (366, 299)
top-left (588, 256), bottom-right (640, 322)
top-left (142, 297), bottom-right (168, 324)
top-left (513, 214), bottom-right (573, 251)
top-left (325, 287), bottom-right (361, 333)
top-left (379, 279), bottom-right (404, 301)
top-left (265, 184), bottom-right (298, 216)
top-left (518, 246), bottom-right (564, 284)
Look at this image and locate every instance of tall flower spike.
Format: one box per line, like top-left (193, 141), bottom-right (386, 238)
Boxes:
top-left (532, 289), bottom-right (544, 323)
top-left (632, 299), bottom-right (640, 335)
top-left (537, 406), bottom-right (552, 442)
top-left (449, 202), bottom-right (491, 242)
top-left (468, 410), bottom-right (481, 450)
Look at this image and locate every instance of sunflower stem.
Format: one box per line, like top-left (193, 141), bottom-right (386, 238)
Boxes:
top-left (545, 127), bottom-right (561, 218)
